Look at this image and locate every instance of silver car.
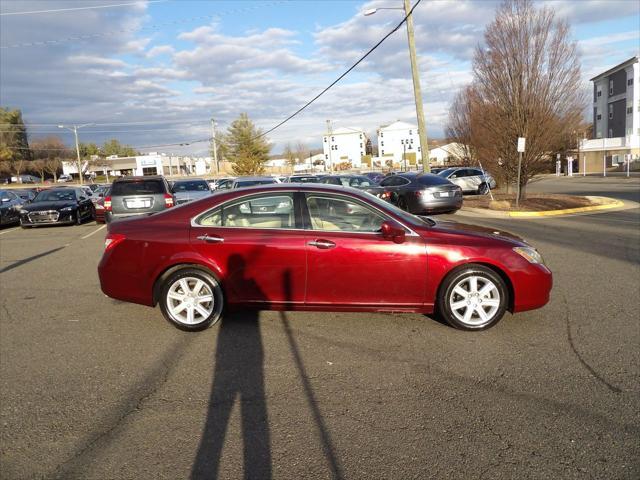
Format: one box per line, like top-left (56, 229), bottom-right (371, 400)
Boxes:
top-left (171, 179), bottom-right (212, 205)
top-left (437, 167), bottom-right (496, 195)
top-left (106, 176), bottom-right (174, 223)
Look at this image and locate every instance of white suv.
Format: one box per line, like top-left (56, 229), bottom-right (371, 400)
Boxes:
top-left (437, 167), bottom-right (496, 195)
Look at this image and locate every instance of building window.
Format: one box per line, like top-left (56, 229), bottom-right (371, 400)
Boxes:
top-left (359, 134), bottom-right (362, 139)
top-left (323, 137), bottom-right (327, 142)
top-left (325, 154), bottom-right (328, 159)
top-left (608, 128), bottom-right (613, 138)
top-left (409, 130), bottom-right (413, 135)
top-left (331, 136), bottom-right (335, 142)
top-left (628, 78), bottom-right (633, 86)
top-left (360, 143), bottom-right (363, 148)
top-left (381, 141), bottom-right (384, 146)
top-left (380, 132), bottom-right (383, 138)
top-left (608, 104), bottom-right (613, 119)
top-left (609, 79), bottom-right (613, 95)
top-left (597, 114), bottom-right (602, 120)
top-left (597, 90), bottom-right (602, 97)
top-left (381, 150), bottom-right (384, 155)
top-left (627, 106), bottom-right (633, 114)
top-left (410, 138), bottom-right (414, 144)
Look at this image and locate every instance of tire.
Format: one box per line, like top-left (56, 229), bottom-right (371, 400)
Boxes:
top-left (76, 212), bottom-right (83, 225)
top-left (19, 218), bottom-right (30, 229)
top-left (397, 196), bottom-right (408, 211)
top-left (437, 264), bottom-right (508, 331)
top-left (159, 268), bottom-right (224, 331)
top-left (478, 183), bottom-right (489, 195)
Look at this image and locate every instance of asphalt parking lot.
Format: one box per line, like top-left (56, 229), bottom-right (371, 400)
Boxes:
top-left (1, 176), bottom-right (638, 479)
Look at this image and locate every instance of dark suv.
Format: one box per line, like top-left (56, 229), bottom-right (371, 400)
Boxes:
top-left (105, 176), bottom-right (174, 223)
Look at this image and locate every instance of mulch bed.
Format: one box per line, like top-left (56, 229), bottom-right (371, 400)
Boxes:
top-left (463, 193), bottom-right (594, 212)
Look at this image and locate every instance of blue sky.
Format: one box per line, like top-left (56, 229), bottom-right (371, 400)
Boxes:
top-left (1, 0), bottom-right (638, 155)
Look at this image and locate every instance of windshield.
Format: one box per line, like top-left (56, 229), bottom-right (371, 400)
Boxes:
top-left (173, 181), bottom-right (209, 192)
top-left (437, 168), bottom-right (456, 177)
top-left (234, 180), bottom-right (276, 188)
top-left (112, 180), bottom-right (164, 195)
top-left (34, 189), bottom-right (77, 202)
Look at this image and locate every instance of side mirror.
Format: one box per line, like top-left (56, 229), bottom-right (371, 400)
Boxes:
top-left (380, 220), bottom-right (406, 244)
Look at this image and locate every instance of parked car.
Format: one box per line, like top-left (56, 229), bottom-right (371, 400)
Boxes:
top-left (99, 183), bottom-right (552, 332)
top-left (57, 175), bottom-right (73, 183)
top-left (19, 187), bottom-right (94, 227)
top-left (437, 167), bottom-right (496, 195)
top-left (287, 175), bottom-right (320, 183)
top-left (104, 176), bottom-right (174, 223)
top-left (231, 176), bottom-right (277, 189)
top-left (379, 172), bottom-right (463, 214)
top-left (0, 189), bottom-right (24, 226)
top-left (94, 187), bottom-right (110, 224)
top-left (11, 189), bottom-right (37, 203)
top-left (213, 178), bottom-right (236, 190)
top-left (318, 175), bottom-right (384, 196)
top-left (429, 167), bottom-right (446, 175)
top-left (171, 179), bottom-right (212, 205)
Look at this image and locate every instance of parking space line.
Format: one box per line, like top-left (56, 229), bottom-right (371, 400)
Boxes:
top-left (0, 227), bottom-right (20, 236)
top-left (81, 225), bottom-right (106, 240)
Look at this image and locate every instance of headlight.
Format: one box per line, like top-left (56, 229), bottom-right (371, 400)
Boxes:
top-left (513, 247), bottom-right (544, 264)
top-left (61, 206), bottom-right (75, 212)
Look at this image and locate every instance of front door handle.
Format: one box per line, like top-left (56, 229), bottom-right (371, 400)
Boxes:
top-left (308, 239), bottom-right (336, 249)
top-left (196, 234), bottom-right (224, 244)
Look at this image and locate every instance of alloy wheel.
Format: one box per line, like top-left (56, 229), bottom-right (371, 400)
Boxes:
top-left (448, 275), bottom-right (500, 326)
top-left (166, 277), bottom-right (215, 325)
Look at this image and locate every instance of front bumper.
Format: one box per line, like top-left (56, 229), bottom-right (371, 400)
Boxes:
top-left (20, 210), bottom-right (75, 226)
top-left (512, 264), bottom-right (553, 312)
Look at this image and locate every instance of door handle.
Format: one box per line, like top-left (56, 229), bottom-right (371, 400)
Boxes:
top-left (196, 234), bottom-right (224, 244)
top-left (308, 239), bottom-right (336, 249)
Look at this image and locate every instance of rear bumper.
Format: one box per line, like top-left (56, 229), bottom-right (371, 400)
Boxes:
top-left (411, 197), bottom-right (463, 214)
top-left (105, 211), bottom-right (155, 223)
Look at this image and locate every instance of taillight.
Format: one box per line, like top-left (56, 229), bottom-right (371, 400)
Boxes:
top-left (164, 193), bottom-right (174, 208)
top-left (104, 196), bottom-right (112, 212)
top-left (104, 233), bottom-right (126, 251)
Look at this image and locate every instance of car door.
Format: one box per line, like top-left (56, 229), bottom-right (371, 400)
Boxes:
top-left (302, 193), bottom-right (427, 309)
top-left (189, 192), bottom-right (307, 307)
top-left (379, 175), bottom-right (411, 203)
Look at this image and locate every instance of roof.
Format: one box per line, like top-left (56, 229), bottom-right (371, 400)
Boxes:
top-left (590, 56), bottom-right (638, 82)
top-left (328, 127), bottom-right (365, 136)
top-left (378, 120), bottom-right (417, 131)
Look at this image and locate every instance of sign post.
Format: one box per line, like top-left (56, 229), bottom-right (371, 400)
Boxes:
top-left (516, 137), bottom-right (525, 208)
top-left (556, 153), bottom-right (561, 176)
top-left (567, 156), bottom-right (573, 177)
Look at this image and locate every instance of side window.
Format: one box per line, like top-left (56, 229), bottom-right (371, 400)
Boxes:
top-left (379, 177), bottom-right (395, 187)
top-left (306, 195), bottom-right (386, 232)
top-left (396, 177), bottom-right (411, 186)
top-left (221, 194), bottom-right (295, 229)
top-left (198, 208), bottom-right (222, 226)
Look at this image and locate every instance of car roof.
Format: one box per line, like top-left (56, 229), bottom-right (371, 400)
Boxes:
top-left (174, 178), bottom-right (207, 182)
top-left (233, 176), bottom-right (275, 181)
top-left (114, 175), bottom-right (165, 182)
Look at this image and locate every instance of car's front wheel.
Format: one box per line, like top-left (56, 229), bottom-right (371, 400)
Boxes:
top-left (478, 183), bottom-right (490, 195)
top-left (159, 268), bottom-right (224, 331)
top-left (437, 264), bottom-right (508, 330)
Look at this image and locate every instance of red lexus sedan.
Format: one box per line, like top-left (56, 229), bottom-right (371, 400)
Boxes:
top-left (98, 184), bottom-right (552, 331)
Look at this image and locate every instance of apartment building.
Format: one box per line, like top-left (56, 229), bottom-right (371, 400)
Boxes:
top-left (376, 121), bottom-right (422, 167)
top-left (580, 56), bottom-right (639, 171)
top-left (322, 127), bottom-right (367, 169)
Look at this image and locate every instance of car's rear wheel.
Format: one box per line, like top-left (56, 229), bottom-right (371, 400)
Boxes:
top-left (437, 264), bottom-right (508, 330)
top-left (159, 268), bottom-right (224, 331)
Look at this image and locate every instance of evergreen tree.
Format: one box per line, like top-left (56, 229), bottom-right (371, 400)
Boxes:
top-left (226, 113), bottom-right (270, 175)
top-left (0, 107), bottom-right (31, 175)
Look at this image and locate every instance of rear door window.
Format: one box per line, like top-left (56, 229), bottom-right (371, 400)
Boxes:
top-left (112, 180), bottom-right (164, 196)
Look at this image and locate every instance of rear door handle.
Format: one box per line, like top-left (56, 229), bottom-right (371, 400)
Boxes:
top-left (197, 234), bottom-right (224, 244)
top-left (308, 239), bottom-right (336, 249)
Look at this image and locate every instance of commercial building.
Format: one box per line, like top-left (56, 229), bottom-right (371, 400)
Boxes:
top-left (580, 56), bottom-right (640, 172)
top-left (63, 153), bottom-right (213, 178)
top-left (322, 127), bottom-right (367, 169)
top-left (376, 121), bottom-right (422, 167)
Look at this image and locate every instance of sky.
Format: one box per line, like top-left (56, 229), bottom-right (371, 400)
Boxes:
top-left (1, 0), bottom-right (638, 156)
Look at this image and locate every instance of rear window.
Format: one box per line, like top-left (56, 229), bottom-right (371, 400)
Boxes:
top-left (112, 180), bottom-right (165, 196)
top-left (234, 179), bottom-right (276, 188)
top-left (172, 181), bottom-right (209, 192)
top-left (418, 174), bottom-right (453, 186)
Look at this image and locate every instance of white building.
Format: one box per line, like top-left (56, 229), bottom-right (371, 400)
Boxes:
top-left (322, 127), bottom-right (367, 169)
top-left (428, 142), bottom-right (468, 166)
top-left (65, 153), bottom-right (213, 178)
top-left (580, 56), bottom-right (640, 172)
top-left (377, 121), bottom-right (422, 167)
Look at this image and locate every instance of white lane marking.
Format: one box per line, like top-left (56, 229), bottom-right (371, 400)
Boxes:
top-left (81, 225), bottom-right (106, 240)
top-left (0, 227), bottom-right (19, 236)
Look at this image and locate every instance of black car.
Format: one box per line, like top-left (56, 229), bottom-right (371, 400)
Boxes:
top-left (19, 187), bottom-right (94, 227)
top-left (362, 171), bottom-right (385, 184)
top-left (0, 190), bottom-right (24, 226)
top-left (378, 172), bottom-right (462, 214)
top-left (11, 189), bottom-right (37, 202)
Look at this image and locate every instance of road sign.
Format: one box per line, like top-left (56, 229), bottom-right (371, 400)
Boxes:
top-left (517, 137), bottom-right (526, 153)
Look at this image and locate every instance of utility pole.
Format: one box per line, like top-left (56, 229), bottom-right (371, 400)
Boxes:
top-left (211, 118), bottom-right (219, 175)
top-left (58, 123), bottom-right (93, 184)
top-left (326, 119), bottom-right (333, 173)
top-left (403, 0), bottom-right (430, 173)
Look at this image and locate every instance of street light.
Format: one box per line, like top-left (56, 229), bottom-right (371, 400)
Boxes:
top-left (364, 1), bottom-right (430, 172)
top-left (58, 123), bottom-right (94, 184)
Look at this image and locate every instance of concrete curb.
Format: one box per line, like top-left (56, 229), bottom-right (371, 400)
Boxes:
top-left (458, 196), bottom-right (629, 219)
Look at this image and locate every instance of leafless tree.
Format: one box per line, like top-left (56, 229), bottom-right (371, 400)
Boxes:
top-left (31, 136), bottom-right (72, 182)
top-left (44, 158), bottom-right (62, 182)
top-left (294, 141), bottom-right (308, 166)
top-left (445, 85), bottom-right (479, 166)
top-left (456, 0), bottom-right (583, 200)
top-left (31, 159), bottom-right (47, 182)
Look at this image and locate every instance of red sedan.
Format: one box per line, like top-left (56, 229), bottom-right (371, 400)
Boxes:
top-left (98, 184), bottom-right (552, 331)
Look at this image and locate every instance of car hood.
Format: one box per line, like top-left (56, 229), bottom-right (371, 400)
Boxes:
top-left (426, 218), bottom-right (527, 245)
top-left (21, 200), bottom-right (77, 211)
top-left (174, 191), bottom-right (210, 201)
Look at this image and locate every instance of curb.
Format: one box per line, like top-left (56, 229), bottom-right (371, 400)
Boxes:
top-left (459, 196), bottom-right (628, 219)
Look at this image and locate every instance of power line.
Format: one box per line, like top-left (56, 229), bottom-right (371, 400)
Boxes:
top-left (0, 1), bottom-right (168, 17)
top-left (1, 1), bottom-right (284, 49)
